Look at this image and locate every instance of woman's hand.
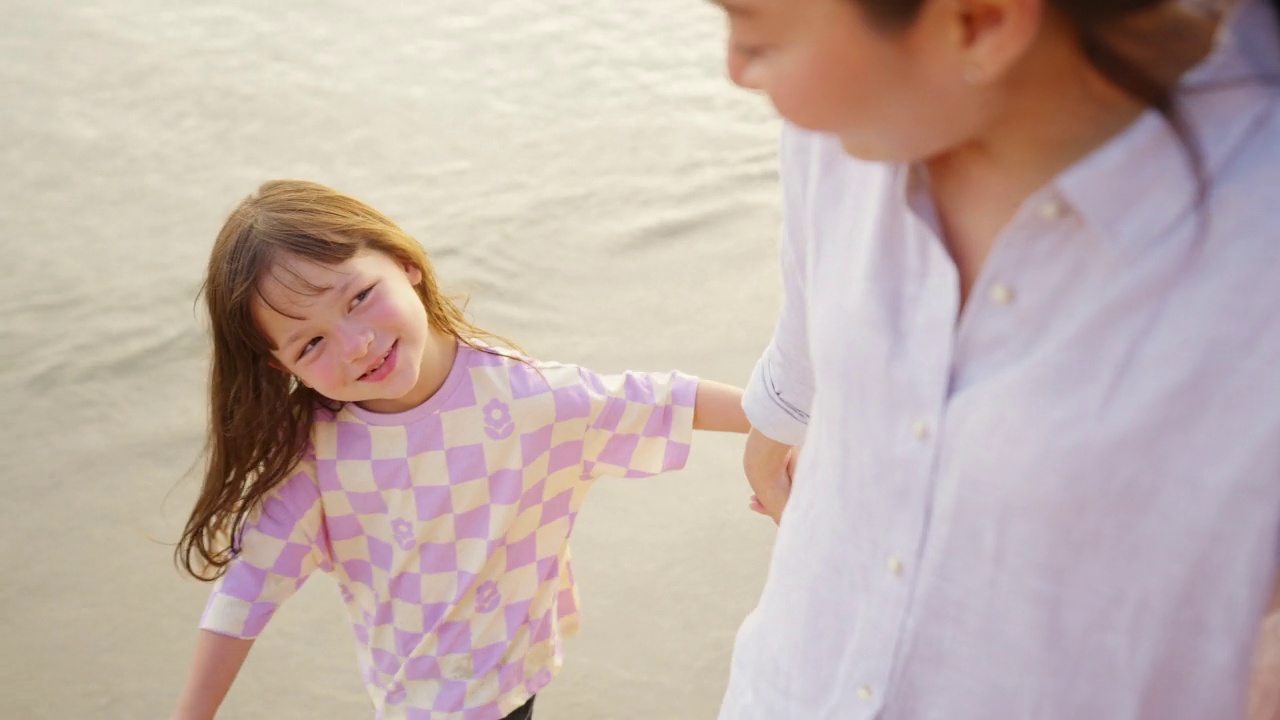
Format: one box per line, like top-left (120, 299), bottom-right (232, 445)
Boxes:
top-left (743, 427), bottom-right (796, 524)
top-left (1248, 581), bottom-right (1280, 720)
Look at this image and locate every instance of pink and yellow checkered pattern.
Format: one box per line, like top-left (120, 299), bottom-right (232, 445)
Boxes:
top-left (200, 344), bottom-right (698, 719)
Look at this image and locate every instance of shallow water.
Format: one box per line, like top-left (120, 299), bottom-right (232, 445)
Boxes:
top-left (0, 2), bottom-right (783, 718)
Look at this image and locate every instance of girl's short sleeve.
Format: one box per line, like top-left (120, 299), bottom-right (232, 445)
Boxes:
top-left (575, 368), bottom-right (698, 481)
top-left (199, 461), bottom-right (327, 639)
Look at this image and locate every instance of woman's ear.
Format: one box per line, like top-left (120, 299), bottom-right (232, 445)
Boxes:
top-left (949, 0), bottom-right (1044, 85)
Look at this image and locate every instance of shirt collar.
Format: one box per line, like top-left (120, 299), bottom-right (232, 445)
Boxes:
top-left (1054, 0), bottom-right (1280, 253)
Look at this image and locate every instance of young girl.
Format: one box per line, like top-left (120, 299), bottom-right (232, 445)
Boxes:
top-left (714, 0), bottom-right (1280, 718)
top-left (170, 179), bottom-right (748, 720)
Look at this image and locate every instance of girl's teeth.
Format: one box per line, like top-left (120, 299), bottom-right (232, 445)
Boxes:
top-left (364, 350), bottom-right (390, 377)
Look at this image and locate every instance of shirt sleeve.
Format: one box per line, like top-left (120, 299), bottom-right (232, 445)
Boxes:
top-left (199, 461), bottom-right (327, 639)
top-left (572, 367), bottom-right (699, 481)
top-left (743, 123), bottom-right (814, 447)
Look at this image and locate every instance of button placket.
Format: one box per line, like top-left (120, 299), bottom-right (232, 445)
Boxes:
top-left (989, 282), bottom-right (1014, 305)
top-left (911, 418), bottom-right (931, 442)
top-left (1038, 197), bottom-right (1067, 221)
top-left (887, 556), bottom-right (904, 577)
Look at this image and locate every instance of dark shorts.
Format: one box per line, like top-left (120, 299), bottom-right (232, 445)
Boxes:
top-left (503, 695), bottom-right (535, 720)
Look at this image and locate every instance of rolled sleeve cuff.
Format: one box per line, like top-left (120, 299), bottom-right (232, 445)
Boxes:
top-left (743, 354), bottom-right (809, 446)
top-left (200, 591), bottom-right (277, 640)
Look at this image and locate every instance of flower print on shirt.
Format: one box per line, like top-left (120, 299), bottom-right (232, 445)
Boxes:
top-left (476, 580), bottom-right (502, 613)
top-left (391, 518), bottom-right (415, 551)
top-left (483, 398), bottom-right (515, 440)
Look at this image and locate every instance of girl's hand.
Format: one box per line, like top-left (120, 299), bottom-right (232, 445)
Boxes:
top-left (742, 427), bottom-right (795, 525)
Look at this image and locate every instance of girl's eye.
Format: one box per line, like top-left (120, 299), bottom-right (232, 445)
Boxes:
top-left (298, 336), bottom-right (322, 360)
top-left (351, 284), bottom-right (376, 310)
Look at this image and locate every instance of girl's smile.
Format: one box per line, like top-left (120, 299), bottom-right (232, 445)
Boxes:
top-left (358, 340), bottom-right (398, 382)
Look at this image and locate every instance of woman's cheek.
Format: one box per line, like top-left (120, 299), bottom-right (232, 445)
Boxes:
top-left (769, 78), bottom-right (838, 131)
top-left (766, 54), bottom-right (854, 132)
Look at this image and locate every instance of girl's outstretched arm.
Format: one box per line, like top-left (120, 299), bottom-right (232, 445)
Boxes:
top-left (171, 630), bottom-right (255, 720)
top-left (693, 379), bottom-right (750, 433)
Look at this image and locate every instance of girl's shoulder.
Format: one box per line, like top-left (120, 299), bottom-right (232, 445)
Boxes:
top-left (461, 341), bottom-right (598, 394)
top-left (459, 340), bottom-right (543, 373)
top-left (462, 338), bottom-right (574, 370)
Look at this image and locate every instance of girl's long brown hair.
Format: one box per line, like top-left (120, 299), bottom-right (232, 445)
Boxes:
top-left (177, 180), bottom-right (521, 581)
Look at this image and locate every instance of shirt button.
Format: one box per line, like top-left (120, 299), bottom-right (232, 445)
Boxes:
top-left (990, 283), bottom-right (1014, 305)
top-left (858, 685), bottom-right (874, 702)
top-left (911, 418), bottom-right (930, 441)
top-left (1038, 198), bottom-right (1067, 220)
top-left (887, 556), bottom-right (904, 576)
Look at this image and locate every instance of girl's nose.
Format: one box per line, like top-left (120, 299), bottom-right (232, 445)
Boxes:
top-left (339, 325), bottom-right (374, 362)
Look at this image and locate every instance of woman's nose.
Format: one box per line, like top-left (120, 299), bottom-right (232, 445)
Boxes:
top-left (727, 45), bottom-right (763, 91)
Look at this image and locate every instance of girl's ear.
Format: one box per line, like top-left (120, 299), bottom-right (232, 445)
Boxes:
top-left (267, 356), bottom-right (311, 387)
top-left (404, 262), bottom-right (423, 285)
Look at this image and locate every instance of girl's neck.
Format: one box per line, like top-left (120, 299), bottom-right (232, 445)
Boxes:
top-left (416, 328), bottom-right (460, 403)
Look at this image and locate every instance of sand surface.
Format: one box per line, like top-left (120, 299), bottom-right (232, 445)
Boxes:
top-left (0, 2), bottom-right (783, 717)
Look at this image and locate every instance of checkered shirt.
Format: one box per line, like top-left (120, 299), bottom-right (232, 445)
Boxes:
top-left (199, 343), bottom-right (698, 719)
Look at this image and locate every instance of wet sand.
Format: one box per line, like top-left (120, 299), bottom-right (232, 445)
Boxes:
top-left (0, 2), bottom-right (783, 718)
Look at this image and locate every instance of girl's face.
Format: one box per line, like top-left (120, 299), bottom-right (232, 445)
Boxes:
top-left (253, 249), bottom-right (437, 413)
top-left (719, 0), bottom-right (994, 162)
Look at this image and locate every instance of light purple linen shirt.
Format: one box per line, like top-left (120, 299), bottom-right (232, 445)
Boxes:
top-left (723, 2), bottom-right (1280, 718)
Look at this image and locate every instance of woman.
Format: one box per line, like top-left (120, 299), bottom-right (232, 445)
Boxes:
top-left (713, 0), bottom-right (1280, 717)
